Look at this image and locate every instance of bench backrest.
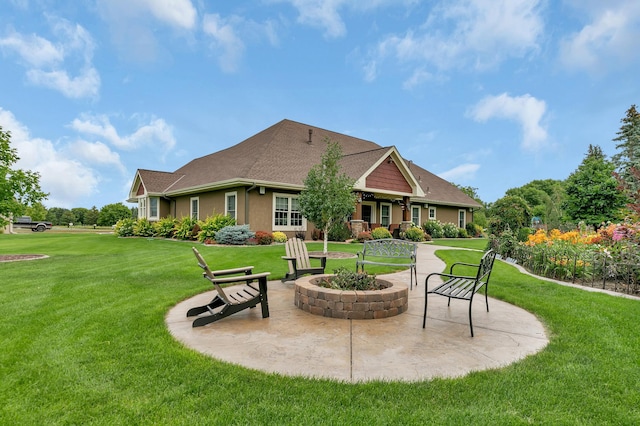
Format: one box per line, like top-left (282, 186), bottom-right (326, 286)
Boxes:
top-left (284, 238), bottom-right (312, 274)
top-left (192, 247), bottom-right (231, 304)
top-left (362, 239), bottom-right (417, 259)
top-left (476, 249), bottom-right (497, 285)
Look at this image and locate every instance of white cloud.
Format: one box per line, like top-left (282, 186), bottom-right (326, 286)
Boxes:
top-left (70, 114), bottom-right (176, 152)
top-left (559, 2), bottom-right (640, 73)
top-left (364, 0), bottom-right (543, 83)
top-left (139, 0), bottom-right (197, 29)
top-left (68, 140), bottom-right (127, 174)
top-left (0, 107), bottom-right (99, 208)
top-left (282, 0), bottom-right (347, 38)
top-left (202, 14), bottom-right (246, 73)
top-left (468, 93), bottom-right (548, 151)
top-left (0, 19), bottom-right (100, 98)
top-left (437, 163), bottom-right (480, 182)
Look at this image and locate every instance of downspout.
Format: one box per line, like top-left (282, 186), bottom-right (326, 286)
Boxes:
top-left (245, 184), bottom-right (257, 226)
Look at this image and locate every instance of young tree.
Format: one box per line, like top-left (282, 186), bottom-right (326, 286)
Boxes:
top-left (563, 145), bottom-right (627, 227)
top-left (0, 126), bottom-right (48, 226)
top-left (298, 138), bottom-right (356, 254)
top-left (85, 206), bottom-right (100, 226)
top-left (487, 195), bottom-right (532, 235)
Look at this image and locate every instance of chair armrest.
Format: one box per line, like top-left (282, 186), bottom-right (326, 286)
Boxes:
top-left (211, 272), bottom-right (271, 284)
top-left (449, 261), bottom-right (479, 274)
top-left (308, 254), bottom-right (326, 259)
top-left (211, 266), bottom-right (255, 276)
top-left (425, 271), bottom-right (476, 284)
top-left (282, 256), bottom-right (296, 261)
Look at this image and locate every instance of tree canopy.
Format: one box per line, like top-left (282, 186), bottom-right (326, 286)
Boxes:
top-left (0, 126), bottom-right (48, 226)
top-left (298, 138), bottom-right (356, 253)
top-left (563, 145), bottom-right (626, 227)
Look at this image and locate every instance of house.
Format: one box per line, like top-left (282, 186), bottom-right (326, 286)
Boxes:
top-left (127, 119), bottom-right (481, 238)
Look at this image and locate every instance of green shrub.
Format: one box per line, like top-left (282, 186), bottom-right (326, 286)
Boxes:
top-left (214, 225), bottom-right (254, 245)
top-left (254, 231), bottom-right (273, 245)
top-left (457, 227), bottom-right (468, 238)
top-left (133, 218), bottom-right (155, 237)
top-left (154, 216), bottom-right (178, 238)
top-left (371, 227), bottom-right (392, 239)
top-left (272, 231), bottom-right (287, 243)
top-left (403, 226), bottom-right (425, 242)
top-left (317, 267), bottom-right (381, 291)
top-left (114, 218), bottom-right (135, 237)
top-left (466, 222), bottom-right (481, 237)
top-left (442, 222), bottom-right (459, 238)
top-left (328, 221), bottom-right (351, 242)
top-left (198, 214), bottom-right (236, 242)
top-left (517, 227), bottom-right (533, 242)
top-left (423, 220), bottom-right (443, 238)
top-left (174, 216), bottom-right (199, 240)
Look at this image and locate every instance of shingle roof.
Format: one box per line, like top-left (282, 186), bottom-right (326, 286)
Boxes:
top-left (137, 169), bottom-right (184, 193)
top-left (133, 119), bottom-right (481, 208)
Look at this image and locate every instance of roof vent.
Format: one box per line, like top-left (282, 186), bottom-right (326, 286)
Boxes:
top-left (308, 128), bottom-right (313, 144)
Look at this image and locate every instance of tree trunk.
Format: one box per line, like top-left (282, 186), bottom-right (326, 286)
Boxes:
top-left (323, 225), bottom-right (329, 254)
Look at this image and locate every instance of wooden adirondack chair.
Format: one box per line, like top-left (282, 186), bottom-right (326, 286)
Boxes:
top-left (187, 247), bottom-right (270, 327)
top-left (281, 237), bottom-right (327, 282)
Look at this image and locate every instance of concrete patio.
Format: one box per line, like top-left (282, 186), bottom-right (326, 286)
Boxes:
top-left (166, 244), bottom-right (548, 383)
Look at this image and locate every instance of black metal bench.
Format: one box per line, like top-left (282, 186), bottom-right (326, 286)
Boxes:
top-left (356, 239), bottom-right (418, 289)
top-left (422, 250), bottom-right (496, 337)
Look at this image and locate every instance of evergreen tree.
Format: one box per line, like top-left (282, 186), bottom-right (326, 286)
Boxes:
top-left (612, 104), bottom-right (640, 214)
top-left (298, 138), bottom-right (356, 254)
top-left (563, 145), bottom-right (626, 227)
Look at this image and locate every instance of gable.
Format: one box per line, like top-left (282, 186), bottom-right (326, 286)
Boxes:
top-left (365, 156), bottom-right (412, 193)
top-left (136, 182), bottom-right (145, 196)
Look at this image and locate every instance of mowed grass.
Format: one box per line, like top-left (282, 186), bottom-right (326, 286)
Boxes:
top-left (1, 233), bottom-right (639, 425)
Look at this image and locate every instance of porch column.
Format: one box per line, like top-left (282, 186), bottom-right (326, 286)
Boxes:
top-left (353, 192), bottom-right (362, 220)
top-left (402, 196), bottom-right (411, 222)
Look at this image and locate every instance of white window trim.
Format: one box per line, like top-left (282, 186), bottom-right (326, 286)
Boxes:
top-left (411, 205), bottom-right (421, 226)
top-left (190, 197), bottom-right (199, 220)
top-left (149, 196), bottom-right (159, 220)
top-left (458, 209), bottom-right (466, 228)
top-left (138, 197), bottom-right (147, 219)
top-left (429, 206), bottom-right (437, 220)
top-left (273, 193), bottom-right (307, 232)
top-left (380, 202), bottom-right (392, 227)
top-left (225, 191), bottom-right (237, 219)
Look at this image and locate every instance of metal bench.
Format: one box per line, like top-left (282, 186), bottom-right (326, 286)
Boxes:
top-left (422, 250), bottom-right (496, 337)
top-left (356, 238), bottom-right (418, 289)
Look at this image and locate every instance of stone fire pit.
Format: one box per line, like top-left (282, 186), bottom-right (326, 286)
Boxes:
top-left (294, 274), bottom-right (408, 319)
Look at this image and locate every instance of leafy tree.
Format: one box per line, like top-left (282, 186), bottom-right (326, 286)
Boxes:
top-left (0, 126), bottom-right (48, 226)
top-left (299, 138), bottom-right (356, 254)
top-left (505, 179), bottom-right (566, 228)
top-left (25, 202), bottom-right (47, 221)
top-left (71, 207), bottom-right (89, 225)
top-left (85, 206), bottom-right (100, 226)
top-left (487, 195), bottom-right (531, 235)
top-left (98, 202), bottom-right (132, 226)
top-left (46, 207), bottom-right (70, 226)
top-left (563, 145), bottom-right (627, 227)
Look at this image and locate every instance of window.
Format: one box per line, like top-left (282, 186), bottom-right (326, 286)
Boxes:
top-left (458, 209), bottom-right (466, 229)
top-left (225, 192), bottom-right (237, 219)
top-left (429, 207), bottom-right (436, 220)
top-left (380, 203), bottom-right (391, 227)
top-left (190, 197), bottom-right (199, 220)
top-left (138, 197), bottom-right (146, 219)
top-left (149, 197), bottom-right (159, 219)
top-left (411, 206), bottom-right (421, 226)
top-left (273, 194), bottom-right (305, 231)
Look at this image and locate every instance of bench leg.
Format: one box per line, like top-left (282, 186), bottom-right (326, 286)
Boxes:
top-left (468, 301), bottom-right (474, 337)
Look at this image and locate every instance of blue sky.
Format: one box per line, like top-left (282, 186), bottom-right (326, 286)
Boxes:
top-left (1, 0), bottom-right (639, 209)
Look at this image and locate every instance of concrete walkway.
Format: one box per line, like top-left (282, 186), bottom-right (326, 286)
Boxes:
top-left (166, 244), bottom-right (548, 383)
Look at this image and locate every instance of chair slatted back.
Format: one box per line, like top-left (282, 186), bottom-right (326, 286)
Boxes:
top-left (192, 247), bottom-right (231, 304)
top-left (285, 238), bottom-right (311, 274)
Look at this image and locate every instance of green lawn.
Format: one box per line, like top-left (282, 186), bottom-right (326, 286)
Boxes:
top-left (429, 237), bottom-right (488, 250)
top-left (1, 233), bottom-right (638, 424)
